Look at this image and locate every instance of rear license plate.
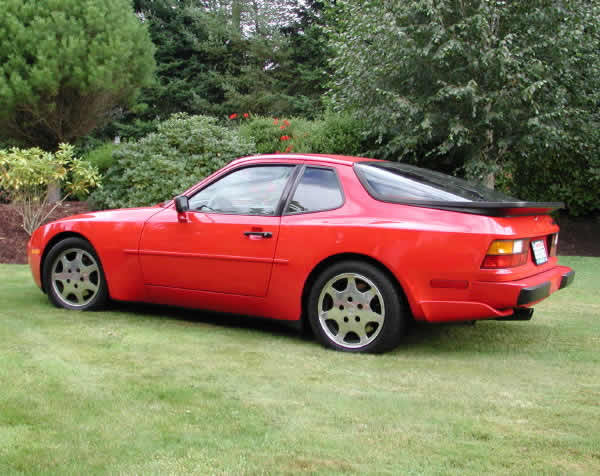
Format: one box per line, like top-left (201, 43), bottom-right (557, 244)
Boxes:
top-left (531, 239), bottom-right (548, 265)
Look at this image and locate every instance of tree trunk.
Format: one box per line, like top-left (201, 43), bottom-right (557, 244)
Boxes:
top-left (47, 182), bottom-right (61, 203)
top-left (483, 172), bottom-right (495, 190)
top-left (232, 0), bottom-right (242, 33)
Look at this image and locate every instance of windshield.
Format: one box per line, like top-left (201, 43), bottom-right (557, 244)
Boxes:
top-left (354, 162), bottom-right (518, 203)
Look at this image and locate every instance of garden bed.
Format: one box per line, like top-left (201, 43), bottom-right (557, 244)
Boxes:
top-left (0, 202), bottom-right (90, 264)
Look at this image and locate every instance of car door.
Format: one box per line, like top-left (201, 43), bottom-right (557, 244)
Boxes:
top-left (139, 164), bottom-right (298, 297)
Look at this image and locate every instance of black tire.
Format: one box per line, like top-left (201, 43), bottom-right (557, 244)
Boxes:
top-left (42, 237), bottom-right (108, 311)
top-left (307, 260), bottom-right (407, 353)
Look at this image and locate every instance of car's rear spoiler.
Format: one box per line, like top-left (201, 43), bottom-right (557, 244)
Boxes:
top-left (401, 201), bottom-right (564, 217)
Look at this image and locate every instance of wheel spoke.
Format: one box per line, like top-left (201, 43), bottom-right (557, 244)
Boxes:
top-left (60, 255), bottom-right (71, 270)
top-left (355, 327), bottom-right (369, 345)
top-left (347, 276), bottom-right (359, 294)
top-left (363, 310), bottom-right (384, 324)
top-left (81, 263), bottom-right (99, 275)
top-left (72, 288), bottom-right (84, 304)
top-left (81, 280), bottom-right (98, 293)
top-left (336, 320), bottom-right (351, 339)
top-left (360, 289), bottom-right (375, 304)
top-left (52, 272), bottom-right (70, 282)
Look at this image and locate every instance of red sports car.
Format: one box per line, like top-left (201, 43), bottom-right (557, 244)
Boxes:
top-left (28, 154), bottom-right (574, 353)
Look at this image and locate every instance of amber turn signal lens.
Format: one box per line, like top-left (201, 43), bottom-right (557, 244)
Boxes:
top-left (482, 239), bottom-right (528, 269)
top-left (486, 239), bottom-right (524, 255)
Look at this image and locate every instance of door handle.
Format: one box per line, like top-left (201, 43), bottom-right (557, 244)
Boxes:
top-left (244, 231), bottom-right (272, 238)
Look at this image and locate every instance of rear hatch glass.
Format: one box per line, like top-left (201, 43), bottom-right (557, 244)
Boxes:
top-left (354, 161), bottom-right (562, 216)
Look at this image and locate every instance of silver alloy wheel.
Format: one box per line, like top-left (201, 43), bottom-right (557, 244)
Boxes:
top-left (50, 248), bottom-right (101, 308)
top-left (317, 273), bottom-right (385, 349)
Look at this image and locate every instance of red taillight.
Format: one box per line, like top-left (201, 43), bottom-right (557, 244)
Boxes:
top-left (482, 239), bottom-right (529, 269)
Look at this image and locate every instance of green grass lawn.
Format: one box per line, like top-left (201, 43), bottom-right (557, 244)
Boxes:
top-left (1, 257), bottom-right (598, 475)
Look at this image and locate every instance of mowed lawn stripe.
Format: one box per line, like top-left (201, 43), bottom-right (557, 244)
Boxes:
top-left (0, 258), bottom-right (598, 475)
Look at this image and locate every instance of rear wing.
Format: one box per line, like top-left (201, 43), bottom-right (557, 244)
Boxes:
top-left (396, 201), bottom-right (564, 217)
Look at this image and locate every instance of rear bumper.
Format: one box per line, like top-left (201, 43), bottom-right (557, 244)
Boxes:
top-left (420, 265), bottom-right (575, 323)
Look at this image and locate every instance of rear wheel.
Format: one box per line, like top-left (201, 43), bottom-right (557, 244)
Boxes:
top-left (43, 237), bottom-right (108, 310)
top-left (307, 261), bottom-right (407, 353)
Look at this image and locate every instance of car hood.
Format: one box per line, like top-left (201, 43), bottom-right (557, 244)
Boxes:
top-left (45, 206), bottom-right (164, 226)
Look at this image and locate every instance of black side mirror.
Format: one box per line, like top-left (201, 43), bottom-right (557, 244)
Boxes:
top-left (174, 196), bottom-right (189, 213)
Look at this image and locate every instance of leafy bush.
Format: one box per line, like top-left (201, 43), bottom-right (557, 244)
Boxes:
top-left (91, 114), bottom-right (256, 209)
top-left (238, 113), bottom-right (366, 156)
top-left (238, 116), bottom-right (299, 154)
top-left (0, 144), bottom-right (101, 234)
top-left (504, 125), bottom-right (600, 216)
top-left (83, 143), bottom-right (117, 175)
top-left (306, 113), bottom-right (366, 156)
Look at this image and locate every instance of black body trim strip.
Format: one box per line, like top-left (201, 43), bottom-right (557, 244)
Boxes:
top-left (559, 270), bottom-right (575, 290)
top-left (517, 282), bottom-right (551, 306)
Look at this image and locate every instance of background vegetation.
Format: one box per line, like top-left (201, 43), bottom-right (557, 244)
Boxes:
top-left (1, 0), bottom-right (599, 215)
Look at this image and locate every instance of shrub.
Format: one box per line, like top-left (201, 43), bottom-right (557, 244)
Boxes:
top-left (83, 143), bottom-right (119, 176)
top-left (238, 113), bottom-right (366, 156)
top-left (306, 113), bottom-right (366, 156)
top-left (83, 143), bottom-right (117, 175)
top-left (238, 117), bottom-right (301, 154)
top-left (0, 144), bottom-right (101, 234)
top-left (91, 114), bottom-right (256, 209)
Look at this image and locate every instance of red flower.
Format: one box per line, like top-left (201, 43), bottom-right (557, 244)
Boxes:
top-left (273, 119), bottom-right (279, 125)
top-left (229, 113), bottom-right (238, 120)
top-left (280, 125), bottom-right (286, 130)
top-left (283, 120), bottom-right (290, 127)
top-left (280, 135), bottom-right (290, 141)
top-left (285, 145), bottom-right (293, 153)
top-left (243, 113), bottom-right (249, 118)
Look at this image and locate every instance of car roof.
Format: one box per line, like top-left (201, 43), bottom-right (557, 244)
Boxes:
top-left (232, 153), bottom-right (380, 167)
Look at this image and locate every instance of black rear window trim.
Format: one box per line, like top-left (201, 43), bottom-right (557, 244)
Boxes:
top-left (353, 162), bottom-right (563, 216)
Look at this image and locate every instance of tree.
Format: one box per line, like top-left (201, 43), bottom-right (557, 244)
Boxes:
top-left (329, 0), bottom-right (600, 193)
top-left (0, 0), bottom-right (156, 151)
top-left (107, 0), bottom-right (330, 138)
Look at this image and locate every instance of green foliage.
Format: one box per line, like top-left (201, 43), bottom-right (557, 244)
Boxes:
top-left (0, 0), bottom-right (155, 150)
top-left (91, 114), bottom-right (256, 209)
top-left (0, 144), bottom-right (101, 234)
top-left (83, 143), bottom-right (117, 175)
top-left (100, 0), bottom-right (330, 142)
top-left (238, 116), bottom-right (298, 154)
top-left (505, 120), bottom-right (600, 216)
top-left (238, 113), bottom-right (366, 155)
top-left (329, 0), bottom-right (600, 212)
top-left (306, 112), bottom-right (366, 156)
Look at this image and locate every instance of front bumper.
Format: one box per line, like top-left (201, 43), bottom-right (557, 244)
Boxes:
top-left (27, 234), bottom-right (43, 290)
top-left (420, 265), bottom-right (575, 322)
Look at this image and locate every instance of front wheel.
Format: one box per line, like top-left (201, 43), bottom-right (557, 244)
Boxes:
top-left (307, 261), bottom-right (407, 353)
top-left (42, 237), bottom-right (108, 310)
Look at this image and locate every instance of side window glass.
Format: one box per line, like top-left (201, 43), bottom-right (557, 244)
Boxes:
top-left (189, 165), bottom-right (294, 215)
top-left (286, 167), bottom-right (343, 214)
